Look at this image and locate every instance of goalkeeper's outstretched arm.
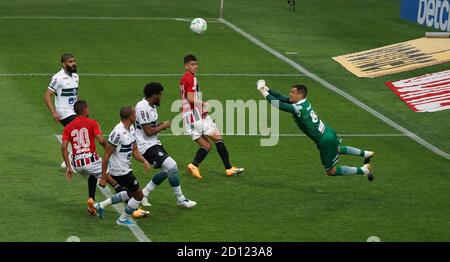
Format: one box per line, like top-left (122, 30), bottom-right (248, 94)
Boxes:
top-left (268, 89), bottom-right (290, 103)
top-left (265, 93), bottom-right (296, 113)
top-left (256, 79), bottom-right (295, 113)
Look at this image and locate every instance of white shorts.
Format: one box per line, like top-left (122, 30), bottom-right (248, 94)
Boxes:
top-left (74, 159), bottom-right (102, 179)
top-left (185, 116), bottom-right (218, 141)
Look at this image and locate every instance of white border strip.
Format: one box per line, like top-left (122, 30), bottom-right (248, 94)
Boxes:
top-left (218, 18), bottom-right (450, 160)
top-left (55, 135), bottom-right (151, 242)
top-left (0, 73), bottom-right (302, 77)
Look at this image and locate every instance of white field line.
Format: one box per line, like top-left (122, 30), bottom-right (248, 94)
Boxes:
top-left (0, 73), bottom-right (303, 77)
top-left (218, 18), bottom-right (450, 160)
top-left (0, 16), bottom-right (221, 23)
top-left (55, 135), bottom-right (151, 242)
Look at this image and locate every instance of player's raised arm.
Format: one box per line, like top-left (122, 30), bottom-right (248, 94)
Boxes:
top-left (132, 143), bottom-right (151, 172)
top-left (256, 80), bottom-right (296, 113)
top-left (268, 89), bottom-right (290, 103)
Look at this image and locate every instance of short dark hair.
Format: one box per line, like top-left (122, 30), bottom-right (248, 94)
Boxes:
top-left (120, 106), bottom-right (134, 120)
top-left (61, 53), bottom-right (74, 63)
top-left (143, 82), bottom-right (164, 98)
top-left (74, 100), bottom-right (87, 115)
top-left (184, 54), bottom-right (197, 64)
top-left (292, 84), bottom-right (307, 97)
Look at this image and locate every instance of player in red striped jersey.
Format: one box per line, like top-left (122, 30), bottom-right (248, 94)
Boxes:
top-left (179, 54), bottom-right (244, 179)
top-left (61, 100), bottom-right (122, 215)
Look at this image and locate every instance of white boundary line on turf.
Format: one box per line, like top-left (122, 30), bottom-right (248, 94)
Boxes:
top-left (218, 18), bottom-right (450, 160)
top-left (0, 73), bottom-right (303, 77)
top-left (0, 16), bottom-right (221, 23)
top-left (55, 135), bottom-right (151, 242)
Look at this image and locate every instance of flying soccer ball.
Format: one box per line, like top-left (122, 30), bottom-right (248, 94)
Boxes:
top-left (190, 18), bottom-right (207, 34)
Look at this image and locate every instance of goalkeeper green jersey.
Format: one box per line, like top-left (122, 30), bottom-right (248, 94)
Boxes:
top-left (266, 89), bottom-right (327, 145)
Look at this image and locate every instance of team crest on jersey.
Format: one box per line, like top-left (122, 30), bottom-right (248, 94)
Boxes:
top-left (68, 97), bottom-right (75, 104)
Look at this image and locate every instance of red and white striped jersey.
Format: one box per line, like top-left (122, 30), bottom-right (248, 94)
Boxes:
top-left (62, 116), bottom-right (101, 167)
top-left (179, 71), bottom-right (205, 124)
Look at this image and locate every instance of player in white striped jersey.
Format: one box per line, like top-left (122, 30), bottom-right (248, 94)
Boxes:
top-left (44, 54), bottom-right (82, 178)
top-left (95, 106), bottom-right (152, 226)
top-left (44, 53), bottom-right (79, 127)
top-left (135, 82), bottom-right (196, 208)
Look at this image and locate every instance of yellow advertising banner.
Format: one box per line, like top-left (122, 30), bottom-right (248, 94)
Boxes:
top-left (333, 38), bottom-right (450, 78)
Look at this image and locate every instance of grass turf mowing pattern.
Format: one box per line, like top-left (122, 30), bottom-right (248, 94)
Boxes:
top-left (0, 0), bottom-right (449, 241)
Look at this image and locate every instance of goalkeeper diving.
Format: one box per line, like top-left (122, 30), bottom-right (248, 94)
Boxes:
top-left (256, 80), bottom-right (375, 180)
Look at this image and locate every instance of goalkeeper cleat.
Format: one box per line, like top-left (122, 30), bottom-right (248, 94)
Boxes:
top-left (364, 151), bottom-right (375, 164)
top-left (141, 197), bottom-right (151, 207)
top-left (132, 208), bottom-right (150, 218)
top-left (177, 198), bottom-right (197, 208)
top-left (87, 198), bottom-right (96, 216)
top-left (187, 163), bottom-right (202, 179)
top-left (116, 218), bottom-right (134, 227)
top-left (94, 202), bottom-right (104, 219)
top-left (362, 164), bottom-right (374, 182)
top-left (226, 167), bottom-right (245, 176)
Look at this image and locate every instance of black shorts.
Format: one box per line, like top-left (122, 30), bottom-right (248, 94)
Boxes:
top-left (60, 114), bottom-right (76, 127)
top-left (142, 145), bottom-right (169, 169)
top-left (112, 171), bottom-right (139, 192)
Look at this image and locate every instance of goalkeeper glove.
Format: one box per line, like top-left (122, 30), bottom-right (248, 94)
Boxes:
top-left (256, 79), bottom-right (269, 97)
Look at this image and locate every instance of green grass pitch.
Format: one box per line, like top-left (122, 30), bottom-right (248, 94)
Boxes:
top-left (0, 0), bottom-right (449, 241)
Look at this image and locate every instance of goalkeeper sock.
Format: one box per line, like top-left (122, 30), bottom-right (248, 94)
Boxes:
top-left (339, 146), bottom-right (365, 157)
top-left (215, 140), bottom-right (232, 169)
top-left (193, 147), bottom-right (209, 167)
top-left (335, 166), bottom-right (364, 176)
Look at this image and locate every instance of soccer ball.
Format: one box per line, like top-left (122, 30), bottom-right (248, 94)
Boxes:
top-left (190, 18), bottom-right (207, 34)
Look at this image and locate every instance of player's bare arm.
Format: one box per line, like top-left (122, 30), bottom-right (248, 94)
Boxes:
top-left (100, 142), bottom-right (115, 187)
top-left (95, 134), bottom-right (107, 149)
top-left (60, 140), bottom-right (73, 181)
top-left (141, 121), bottom-right (170, 136)
top-left (44, 89), bottom-right (59, 122)
top-left (132, 143), bottom-right (151, 172)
